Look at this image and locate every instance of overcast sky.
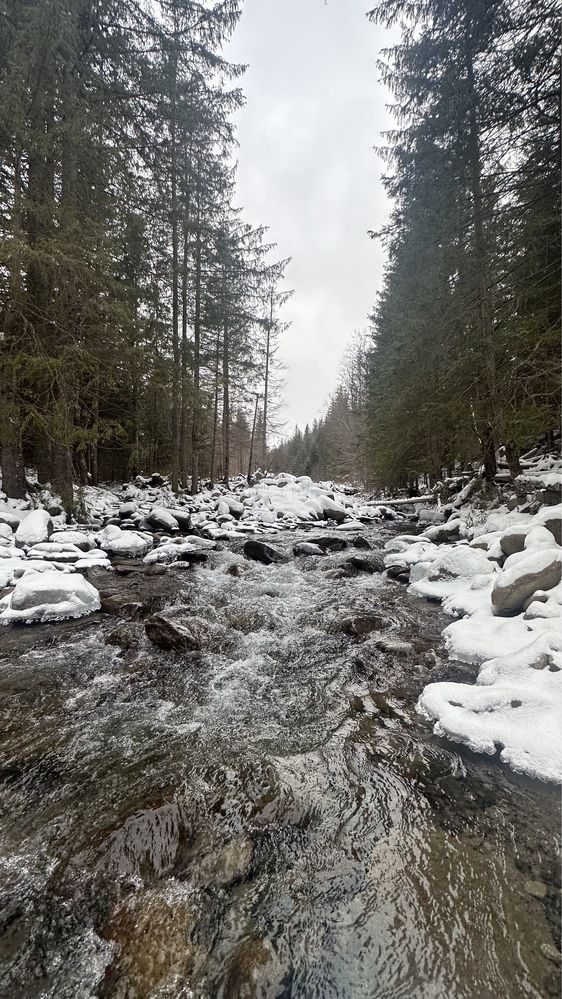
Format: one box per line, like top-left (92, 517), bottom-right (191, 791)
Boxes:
top-left (227, 0), bottom-right (395, 434)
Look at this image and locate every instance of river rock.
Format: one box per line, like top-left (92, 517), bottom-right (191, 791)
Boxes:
top-left (15, 509), bottom-right (53, 548)
top-left (492, 550), bottom-right (562, 616)
top-left (424, 519), bottom-right (461, 543)
top-left (194, 837), bottom-right (253, 887)
top-left (321, 496), bottom-right (347, 522)
top-left (98, 525), bottom-right (153, 558)
top-left (0, 510), bottom-right (21, 531)
top-left (102, 885), bottom-right (198, 999)
top-left (223, 936), bottom-right (284, 999)
top-left (500, 526), bottom-right (529, 557)
top-left (345, 553), bottom-right (385, 574)
top-left (172, 508), bottom-right (193, 532)
top-left (243, 539), bottom-right (290, 565)
top-left (340, 613), bottom-right (390, 637)
top-left (51, 530), bottom-right (95, 551)
top-left (148, 507), bottom-right (179, 532)
top-left (144, 612), bottom-right (211, 651)
top-left (306, 535), bottom-right (348, 552)
top-left (294, 542), bottom-right (324, 556)
top-left (0, 570), bottom-right (101, 624)
top-left (524, 879), bottom-right (547, 899)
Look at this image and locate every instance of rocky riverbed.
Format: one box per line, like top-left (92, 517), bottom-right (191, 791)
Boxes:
top-left (0, 522), bottom-right (560, 999)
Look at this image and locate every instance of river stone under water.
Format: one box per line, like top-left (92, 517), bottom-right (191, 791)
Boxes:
top-left (0, 525), bottom-right (560, 999)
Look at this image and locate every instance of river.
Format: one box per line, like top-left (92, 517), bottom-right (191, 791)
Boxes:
top-left (0, 524), bottom-right (560, 999)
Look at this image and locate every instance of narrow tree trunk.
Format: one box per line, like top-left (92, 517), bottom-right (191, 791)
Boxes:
top-left (180, 209), bottom-right (190, 486)
top-left (465, 25), bottom-right (497, 473)
top-left (262, 288), bottom-right (273, 469)
top-left (170, 45), bottom-right (180, 493)
top-left (190, 224), bottom-right (202, 495)
top-left (1, 156), bottom-right (26, 499)
top-left (248, 394), bottom-right (260, 484)
top-left (222, 318), bottom-right (230, 487)
top-left (209, 331), bottom-right (221, 485)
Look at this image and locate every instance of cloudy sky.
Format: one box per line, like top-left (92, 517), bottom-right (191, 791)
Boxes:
top-left (227, 0), bottom-right (395, 434)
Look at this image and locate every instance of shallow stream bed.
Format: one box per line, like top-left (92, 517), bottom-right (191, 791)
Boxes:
top-left (0, 525), bottom-right (560, 999)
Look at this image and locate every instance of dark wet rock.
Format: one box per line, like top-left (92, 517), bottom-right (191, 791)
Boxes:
top-left (344, 553), bottom-right (385, 574)
top-left (243, 539), bottom-right (290, 565)
top-left (372, 637), bottom-right (413, 656)
top-left (386, 563), bottom-right (410, 582)
top-left (293, 541), bottom-right (324, 556)
top-left (144, 563), bottom-right (168, 576)
top-left (99, 593), bottom-right (145, 620)
top-left (340, 613), bottom-right (390, 637)
top-left (101, 886), bottom-right (198, 999)
top-left (222, 936), bottom-right (285, 999)
top-left (226, 562), bottom-right (247, 577)
top-left (144, 612), bottom-right (211, 651)
top-left (305, 535), bottom-right (348, 552)
top-left (351, 535), bottom-right (373, 550)
top-left (172, 509), bottom-right (193, 532)
top-left (105, 625), bottom-right (138, 651)
top-left (149, 472), bottom-right (166, 486)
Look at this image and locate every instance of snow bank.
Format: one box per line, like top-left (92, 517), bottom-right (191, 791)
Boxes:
top-left (418, 632), bottom-right (562, 782)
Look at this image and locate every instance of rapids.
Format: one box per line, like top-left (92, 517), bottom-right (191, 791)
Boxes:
top-left (0, 525), bottom-right (560, 998)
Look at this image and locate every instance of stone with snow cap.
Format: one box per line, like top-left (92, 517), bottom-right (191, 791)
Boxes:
top-left (0, 570), bottom-right (101, 624)
top-left (15, 509), bottom-right (53, 548)
top-left (491, 548), bottom-right (562, 616)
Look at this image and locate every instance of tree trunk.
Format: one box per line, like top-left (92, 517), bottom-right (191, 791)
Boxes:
top-left (170, 45), bottom-right (180, 493)
top-left (262, 288), bottom-right (273, 469)
top-left (482, 424), bottom-right (497, 481)
top-left (248, 394), bottom-right (260, 484)
top-left (222, 318), bottom-right (230, 487)
top-left (209, 332), bottom-right (220, 486)
top-left (465, 24), bottom-right (497, 461)
top-left (190, 224), bottom-right (202, 495)
top-left (180, 209), bottom-right (190, 486)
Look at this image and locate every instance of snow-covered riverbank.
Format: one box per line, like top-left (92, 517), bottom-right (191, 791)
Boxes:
top-left (1, 458), bottom-right (560, 783)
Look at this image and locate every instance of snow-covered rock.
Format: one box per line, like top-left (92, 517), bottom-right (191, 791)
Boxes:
top-left (15, 509), bottom-right (53, 548)
top-left (417, 631), bottom-right (562, 782)
top-left (147, 507), bottom-right (179, 532)
top-left (409, 546), bottom-right (496, 601)
top-left (0, 570), bottom-right (101, 624)
top-left (97, 525), bottom-right (152, 557)
top-left (491, 548), bottom-right (561, 616)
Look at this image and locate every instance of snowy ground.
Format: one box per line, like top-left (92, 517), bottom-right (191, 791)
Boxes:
top-left (383, 452), bottom-right (562, 783)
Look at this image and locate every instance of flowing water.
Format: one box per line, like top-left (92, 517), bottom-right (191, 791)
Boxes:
top-left (0, 527), bottom-right (560, 999)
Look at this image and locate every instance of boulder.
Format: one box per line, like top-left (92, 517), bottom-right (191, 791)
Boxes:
top-left (424, 519), bottom-right (461, 544)
top-left (0, 570), bottom-right (100, 624)
top-left (119, 502), bottom-right (138, 518)
top-left (345, 553), bottom-right (385, 574)
top-left (144, 612), bottom-right (211, 651)
top-left (321, 496), bottom-right (347, 522)
top-left (98, 525), bottom-right (152, 558)
top-left (51, 530), bottom-right (95, 551)
top-left (491, 549), bottom-right (562, 616)
top-left (172, 508), bottom-right (193, 532)
top-left (306, 535), bottom-right (348, 552)
top-left (243, 539), bottom-right (290, 565)
top-left (340, 613), bottom-right (390, 637)
top-left (15, 509), bottom-right (53, 548)
top-left (293, 542), bottom-right (324, 556)
top-left (534, 505), bottom-right (562, 545)
top-left (0, 510), bottom-right (21, 531)
top-left (147, 507), bottom-right (179, 532)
